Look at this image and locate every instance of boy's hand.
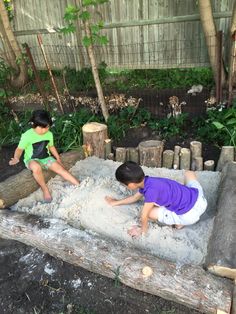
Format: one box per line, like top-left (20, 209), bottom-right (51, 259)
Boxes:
top-left (9, 157), bottom-right (19, 166)
top-left (128, 225), bottom-right (142, 238)
top-left (105, 196), bottom-right (118, 206)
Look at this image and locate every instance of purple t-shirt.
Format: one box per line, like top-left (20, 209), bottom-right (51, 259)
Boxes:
top-left (139, 176), bottom-right (199, 215)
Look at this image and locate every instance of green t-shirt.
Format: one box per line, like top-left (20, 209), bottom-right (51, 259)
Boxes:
top-left (18, 128), bottom-right (54, 163)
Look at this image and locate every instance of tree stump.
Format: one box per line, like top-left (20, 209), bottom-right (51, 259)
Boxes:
top-left (216, 146), bottom-right (235, 171)
top-left (138, 140), bottom-right (163, 168)
top-left (204, 160), bottom-right (215, 171)
top-left (126, 147), bottom-right (139, 164)
top-left (0, 150), bottom-right (84, 208)
top-left (205, 162), bottom-right (236, 279)
top-left (180, 148), bottom-right (191, 170)
top-left (190, 141), bottom-right (202, 170)
top-left (162, 150), bottom-right (174, 169)
top-left (82, 122), bottom-right (108, 159)
top-left (115, 147), bottom-right (127, 162)
top-left (173, 145), bottom-right (181, 169)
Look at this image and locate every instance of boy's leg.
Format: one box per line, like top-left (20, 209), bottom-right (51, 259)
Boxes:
top-left (28, 160), bottom-right (52, 201)
top-left (48, 161), bottom-right (80, 185)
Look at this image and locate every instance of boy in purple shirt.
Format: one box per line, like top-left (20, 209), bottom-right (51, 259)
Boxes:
top-left (105, 161), bottom-right (207, 238)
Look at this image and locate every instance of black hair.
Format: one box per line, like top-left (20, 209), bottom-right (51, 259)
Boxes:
top-left (115, 161), bottom-right (145, 185)
top-left (30, 110), bottom-right (52, 128)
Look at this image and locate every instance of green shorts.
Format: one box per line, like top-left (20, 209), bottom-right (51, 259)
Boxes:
top-left (25, 157), bottom-right (56, 170)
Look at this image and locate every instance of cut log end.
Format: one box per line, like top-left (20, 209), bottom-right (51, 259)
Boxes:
top-left (208, 265), bottom-right (236, 280)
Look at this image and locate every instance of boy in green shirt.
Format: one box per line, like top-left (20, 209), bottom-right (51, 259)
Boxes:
top-left (9, 110), bottom-right (79, 202)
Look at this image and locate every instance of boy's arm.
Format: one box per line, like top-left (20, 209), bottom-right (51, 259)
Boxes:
top-left (105, 192), bottom-right (143, 206)
top-left (9, 147), bottom-right (24, 165)
top-left (128, 202), bottom-right (155, 237)
top-left (49, 146), bottom-right (62, 164)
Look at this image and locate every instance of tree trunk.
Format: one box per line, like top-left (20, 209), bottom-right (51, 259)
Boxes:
top-left (205, 162), bottom-right (236, 279)
top-left (138, 140), bottom-right (163, 168)
top-left (0, 210), bottom-right (233, 314)
top-left (0, 150), bottom-right (84, 208)
top-left (193, 156), bottom-right (203, 171)
top-left (216, 146), bottom-right (235, 171)
top-left (198, 0), bottom-right (225, 85)
top-left (228, 1), bottom-right (236, 105)
top-left (83, 20), bottom-right (109, 122)
top-left (0, 1), bottom-right (28, 87)
top-left (104, 139), bottom-right (112, 159)
top-left (82, 122), bottom-right (108, 158)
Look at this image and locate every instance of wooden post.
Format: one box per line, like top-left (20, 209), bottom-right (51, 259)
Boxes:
top-left (162, 150), bottom-right (174, 169)
top-left (138, 140), bottom-right (163, 168)
top-left (82, 122), bottom-right (108, 159)
top-left (126, 147), bottom-right (139, 164)
top-left (173, 145), bottom-right (181, 169)
top-left (115, 147), bottom-right (127, 162)
top-left (190, 141), bottom-right (202, 170)
top-left (204, 160), bottom-right (215, 171)
top-left (216, 146), bottom-right (235, 171)
top-left (193, 156), bottom-right (203, 171)
top-left (104, 139), bottom-right (112, 159)
top-left (180, 148), bottom-right (191, 170)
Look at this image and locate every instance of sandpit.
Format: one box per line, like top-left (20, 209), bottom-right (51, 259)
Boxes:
top-left (12, 156), bottom-right (221, 266)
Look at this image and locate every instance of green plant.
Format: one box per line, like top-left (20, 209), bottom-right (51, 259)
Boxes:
top-left (149, 113), bottom-right (188, 140)
top-left (212, 108), bottom-right (236, 146)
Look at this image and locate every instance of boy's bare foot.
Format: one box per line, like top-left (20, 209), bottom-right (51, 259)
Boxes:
top-left (172, 224), bottom-right (185, 230)
top-left (43, 190), bottom-right (52, 203)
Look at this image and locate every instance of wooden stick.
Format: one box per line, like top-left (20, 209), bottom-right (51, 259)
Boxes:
top-left (138, 140), bottom-right (163, 168)
top-left (126, 147), bottom-right (139, 164)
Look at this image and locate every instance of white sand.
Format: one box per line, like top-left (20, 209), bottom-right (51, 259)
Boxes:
top-left (12, 157), bottom-right (221, 266)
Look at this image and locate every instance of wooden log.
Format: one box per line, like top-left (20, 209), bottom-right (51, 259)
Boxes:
top-left (205, 162), bottom-right (236, 279)
top-left (0, 210), bottom-right (233, 314)
top-left (126, 147), bottom-right (139, 164)
top-left (107, 153), bottom-right (114, 160)
top-left (216, 146), bottom-right (235, 171)
top-left (204, 160), bottom-right (215, 171)
top-left (173, 145), bottom-right (181, 169)
top-left (82, 122), bottom-right (108, 159)
top-left (193, 156), bottom-right (203, 171)
top-left (138, 140), bottom-right (163, 168)
top-left (104, 139), bottom-right (112, 159)
top-left (180, 148), bottom-right (191, 170)
top-left (162, 150), bottom-right (174, 169)
top-left (115, 147), bottom-right (127, 162)
top-left (0, 150), bottom-right (84, 208)
top-left (190, 141), bottom-right (202, 170)
top-left (232, 282), bottom-right (236, 314)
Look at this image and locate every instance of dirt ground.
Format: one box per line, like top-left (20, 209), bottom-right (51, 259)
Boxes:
top-left (0, 138), bottom-right (209, 314)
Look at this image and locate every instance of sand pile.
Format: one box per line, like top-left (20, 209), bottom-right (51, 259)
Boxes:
top-left (12, 157), bottom-right (221, 265)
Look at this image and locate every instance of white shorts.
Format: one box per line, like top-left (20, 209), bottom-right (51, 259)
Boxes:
top-left (157, 180), bottom-right (208, 226)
